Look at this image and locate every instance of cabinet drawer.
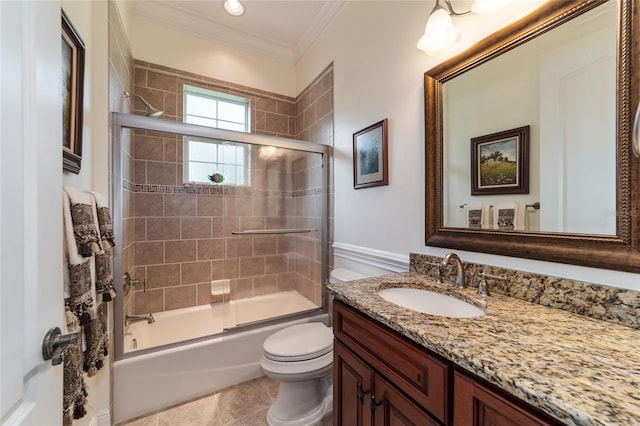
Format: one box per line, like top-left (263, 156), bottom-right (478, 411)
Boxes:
top-left (334, 300), bottom-right (450, 424)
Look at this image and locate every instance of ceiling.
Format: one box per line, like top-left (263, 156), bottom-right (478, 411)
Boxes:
top-left (133, 0), bottom-right (348, 64)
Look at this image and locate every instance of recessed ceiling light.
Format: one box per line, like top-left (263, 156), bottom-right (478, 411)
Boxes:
top-left (223, 0), bottom-right (244, 16)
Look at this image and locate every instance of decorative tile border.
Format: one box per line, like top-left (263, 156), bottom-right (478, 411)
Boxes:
top-left (123, 181), bottom-right (323, 198)
top-left (410, 252), bottom-right (640, 329)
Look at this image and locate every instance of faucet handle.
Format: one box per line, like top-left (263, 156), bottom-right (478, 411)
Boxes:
top-left (433, 266), bottom-right (443, 283)
top-left (477, 272), bottom-right (490, 296)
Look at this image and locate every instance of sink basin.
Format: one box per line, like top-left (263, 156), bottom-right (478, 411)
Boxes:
top-left (378, 288), bottom-right (485, 318)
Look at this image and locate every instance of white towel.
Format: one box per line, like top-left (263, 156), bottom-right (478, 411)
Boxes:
top-left (463, 204), bottom-right (492, 228)
top-left (493, 202), bottom-right (527, 231)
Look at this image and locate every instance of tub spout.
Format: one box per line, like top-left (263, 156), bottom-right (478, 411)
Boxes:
top-left (125, 314), bottom-right (155, 327)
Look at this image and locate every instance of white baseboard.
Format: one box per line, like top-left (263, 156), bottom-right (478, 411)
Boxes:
top-left (96, 409), bottom-right (110, 426)
top-left (332, 242), bottom-right (409, 274)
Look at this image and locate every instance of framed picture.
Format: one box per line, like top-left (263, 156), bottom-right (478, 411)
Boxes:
top-left (470, 125), bottom-right (530, 195)
top-left (353, 119), bottom-right (388, 189)
top-left (62, 10), bottom-right (85, 174)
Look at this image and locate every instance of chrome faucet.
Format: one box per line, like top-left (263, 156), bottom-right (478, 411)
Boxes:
top-left (125, 314), bottom-right (155, 327)
top-left (440, 253), bottom-right (465, 289)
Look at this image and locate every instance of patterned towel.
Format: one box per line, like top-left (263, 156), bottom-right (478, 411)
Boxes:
top-left (63, 312), bottom-right (87, 426)
top-left (64, 186), bottom-right (102, 258)
top-left (63, 191), bottom-right (96, 325)
top-left (62, 188), bottom-right (117, 423)
top-left (89, 191), bottom-right (115, 250)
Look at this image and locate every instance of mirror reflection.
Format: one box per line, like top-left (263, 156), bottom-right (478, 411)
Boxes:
top-left (442, 0), bottom-right (617, 235)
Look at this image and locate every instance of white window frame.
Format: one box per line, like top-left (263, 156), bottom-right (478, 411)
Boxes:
top-left (183, 85), bottom-right (251, 186)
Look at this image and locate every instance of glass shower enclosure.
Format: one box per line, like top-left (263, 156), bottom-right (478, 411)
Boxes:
top-left (111, 112), bottom-right (330, 358)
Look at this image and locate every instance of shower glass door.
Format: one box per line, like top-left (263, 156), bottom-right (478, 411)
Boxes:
top-left (223, 142), bottom-right (324, 329)
top-left (113, 112), bottom-right (329, 358)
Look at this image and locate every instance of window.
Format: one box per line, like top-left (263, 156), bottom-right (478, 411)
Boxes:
top-left (183, 85), bottom-right (251, 185)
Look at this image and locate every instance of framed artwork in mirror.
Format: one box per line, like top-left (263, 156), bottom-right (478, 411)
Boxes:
top-left (62, 9), bottom-right (85, 174)
top-left (471, 125), bottom-right (529, 195)
top-left (353, 119), bottom-right (388, 189)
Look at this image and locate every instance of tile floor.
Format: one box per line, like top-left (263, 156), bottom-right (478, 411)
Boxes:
top-left (117, 376), bottom-right (333, 426)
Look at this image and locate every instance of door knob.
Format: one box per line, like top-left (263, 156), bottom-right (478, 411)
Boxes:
top-left (42, 327), bottom-right (79, 365)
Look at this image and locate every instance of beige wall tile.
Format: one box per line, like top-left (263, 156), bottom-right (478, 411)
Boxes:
top-left (196, 195), bottom-right (223, 217)
top-left (253, 236), bottom-right (277, 256)
top-left (233, 278), bottom-right (253, 300)
top-left (134, 193), bottom-right (163, 217)
top-left (147, 217), bottom-right (180, 241)
top-left (147, 70), bottom-right (177, 92)
top-left (165, 240), bottom-right (196, 263)
top-left (134, 134), bottom-right (164, 161)
top-left (182, 217), bottom-right (212, 239)
top-left (133, 218), bottom-right (146, 242)
top-left (239, 257), bottom-right (265, 277)
top-left (181, 261), bottom-right (212, 285)
top-left (265, 255), bottom-right (287, 275)
top-left (253, 275), bottom-right (277, 296)
top-left (147, 162), bottom-right (177, 185)
top-left (134, 288), bottom-right (163, 314)
top-left (165, 285), bottom-right (197, 310)
top-left (146, 263), bottom-right (181, 288)
top-left (134, 241), bottom-right (164, 265)
top-left (164, 194), bottom-right (196, 216)
top-left (197, 238), bottom-right (225, 260)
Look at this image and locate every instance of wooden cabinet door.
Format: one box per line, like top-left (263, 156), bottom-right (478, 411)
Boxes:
top-left (454, 371), bottom-right (560, 426)
top-left (334, 340), bottom-right (374, 426)
top-left (372, 374), bottom-right (440, 426)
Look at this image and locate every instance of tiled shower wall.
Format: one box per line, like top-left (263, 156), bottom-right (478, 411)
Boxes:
top-left (107, 0), bottom-right (136, 326)
top-left (127, 62), bottom-right (333, 315)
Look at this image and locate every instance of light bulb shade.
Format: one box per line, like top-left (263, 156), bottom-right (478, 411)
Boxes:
top-left (224, 0), bottom-right (244, 16)
top-left (417, 7), bottom-right (460, 56)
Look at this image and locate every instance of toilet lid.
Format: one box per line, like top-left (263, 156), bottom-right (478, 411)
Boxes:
top-left (263, 323), bottom-right (333, 362)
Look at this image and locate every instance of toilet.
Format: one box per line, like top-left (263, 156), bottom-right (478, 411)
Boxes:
top-left (260, 268), bottom-right (367, 426)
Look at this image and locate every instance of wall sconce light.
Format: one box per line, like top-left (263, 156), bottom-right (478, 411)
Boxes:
top-left (417, 0), bottom-right (508, 56)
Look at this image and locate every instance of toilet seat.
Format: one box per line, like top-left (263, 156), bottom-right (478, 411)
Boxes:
top-left (263, 323), bottom-right (333, 362)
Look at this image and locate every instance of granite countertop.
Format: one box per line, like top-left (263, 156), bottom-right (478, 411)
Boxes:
top-left (328, 272), bottom-right (640, 426)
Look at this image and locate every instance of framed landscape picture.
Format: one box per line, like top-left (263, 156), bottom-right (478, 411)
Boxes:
top-left (62, 9), bottom-right (85, 174)
top-left (470, 125), bottom-right (530, 195)
top-left (353, 119), bottom-right (388, 189)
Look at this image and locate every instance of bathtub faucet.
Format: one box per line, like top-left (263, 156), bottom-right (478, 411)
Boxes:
top-left (125, 314), bottom-right (155, 327)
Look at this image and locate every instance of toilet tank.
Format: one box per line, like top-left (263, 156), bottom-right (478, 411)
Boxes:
top-left (329, 268), bottom-right (367, 283)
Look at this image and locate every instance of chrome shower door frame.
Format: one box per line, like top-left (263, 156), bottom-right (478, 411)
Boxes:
top-left (111, 112), bottom-right (332, 361)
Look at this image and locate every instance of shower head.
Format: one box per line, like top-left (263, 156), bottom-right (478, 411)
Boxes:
top-left (123, 90), bottom-right (164, 117)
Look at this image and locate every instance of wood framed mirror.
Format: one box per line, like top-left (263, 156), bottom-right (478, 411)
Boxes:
top-left (424, 0), bottom-right (640, 273)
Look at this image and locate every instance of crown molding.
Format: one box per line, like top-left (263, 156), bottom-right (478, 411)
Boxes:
top-left (133, 1), bottom-right (346, 65)
top-left (293, 1), bottom-right (347, 63)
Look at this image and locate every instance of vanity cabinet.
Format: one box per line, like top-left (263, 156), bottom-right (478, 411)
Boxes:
top-left (333, 300), bottom-right (449, 425)
top-left (334, 340), bottom-right (439, 426)
top-left (333, 300), bottom-right (562, 426)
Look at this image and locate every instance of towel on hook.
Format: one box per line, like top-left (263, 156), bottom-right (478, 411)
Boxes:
top-left (89, 191), bottom-right (115, 250)
top-left (88, 192), bottom-right (117, 302)
top-left (493, 202), bottom-right (527, 230)
top-left (463, 204), bottom-right (492, 229)
top-left (64, 186), bottom-right (102, 258)
top-left (63, 190), bottom-right (97, 325)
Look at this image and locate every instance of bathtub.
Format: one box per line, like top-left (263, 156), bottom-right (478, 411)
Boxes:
top-left (123, 290), bottom-right (319, 351)
top-left (114, 291), bottom-right (326, 423)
